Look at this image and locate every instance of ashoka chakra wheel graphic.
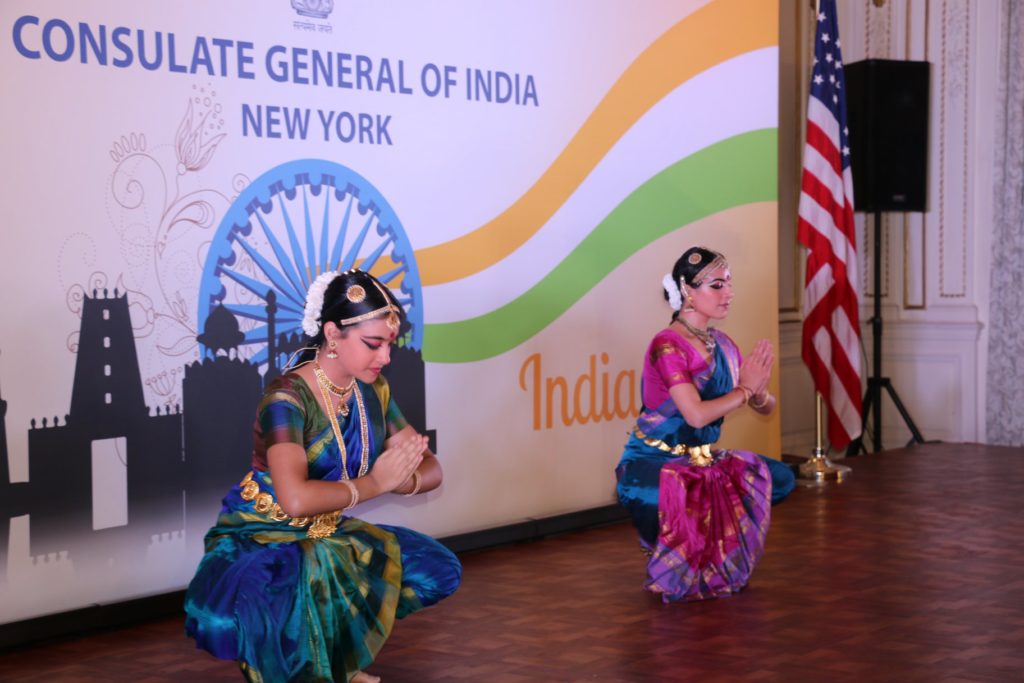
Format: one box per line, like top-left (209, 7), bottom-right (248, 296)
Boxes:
top-left (197, 159), bottom-right (423, 368)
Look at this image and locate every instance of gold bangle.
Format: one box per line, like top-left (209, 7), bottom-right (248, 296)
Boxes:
top-left (340, 479), bottom-right (359, 511)
top-left (750, 392), bottom-right (770, 409)
top-left (735, 385), bottom-right (753, 403)
top-left (403, 470), bottom-right (422, 497)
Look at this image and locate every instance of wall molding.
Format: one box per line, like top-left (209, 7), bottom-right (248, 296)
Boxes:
top-left (780, 0), bottom-right (1000, 453)
top-left (779, 317), bottom-right (982, 453)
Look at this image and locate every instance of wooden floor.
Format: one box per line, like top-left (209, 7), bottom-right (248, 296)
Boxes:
top-left (1, 443), bottom-right (1022, 682)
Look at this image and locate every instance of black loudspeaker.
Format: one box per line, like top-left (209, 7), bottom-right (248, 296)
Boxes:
top-left (844, 59), bottom-right (930, 212)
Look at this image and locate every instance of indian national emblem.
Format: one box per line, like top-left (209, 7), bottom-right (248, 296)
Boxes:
top-left (291, 0), bottom-right (334, 20)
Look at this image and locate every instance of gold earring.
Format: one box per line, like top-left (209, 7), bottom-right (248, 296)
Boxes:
top-left (326, 340), bottom-right (338, 359)
top-left (680, 284), bottom-right (696, 312)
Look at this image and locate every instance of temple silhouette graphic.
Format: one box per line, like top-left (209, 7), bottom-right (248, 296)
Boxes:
top-left (0, 288), bottom-right (430, 581)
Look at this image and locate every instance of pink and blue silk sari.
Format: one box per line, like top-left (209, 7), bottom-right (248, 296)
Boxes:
top-left (184, 374), bottom-right (461, 682)
top-left (616, 328), bottom-right (790, 602)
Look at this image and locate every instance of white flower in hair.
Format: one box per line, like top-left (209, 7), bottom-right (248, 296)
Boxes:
top-left (662, 272), bottom-right (682, 311)
top-left (301, 270), bottom-right (340, 337)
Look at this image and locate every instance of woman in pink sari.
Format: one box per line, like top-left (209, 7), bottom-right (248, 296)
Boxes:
top-left (615, 247), bottom-right (793, 602)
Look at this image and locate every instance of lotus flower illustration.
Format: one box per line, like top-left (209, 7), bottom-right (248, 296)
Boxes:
top-left (175, 100), bottom-right (226, 174)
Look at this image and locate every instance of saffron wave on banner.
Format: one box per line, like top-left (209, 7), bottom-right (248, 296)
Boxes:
top-left (423, 47), bottom-right (777, 324)
top-left (422, 129), bottom-right (777, 363)
top-left (369, 0), bottom-right (775, 286)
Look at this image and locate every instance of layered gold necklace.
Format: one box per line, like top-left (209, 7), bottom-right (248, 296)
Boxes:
top-left (677, 316), bottom-right (716, 355)
top-left (314, 361), bottom-right (356, 415)
top-left (313, 358), bottom-right (369, 479)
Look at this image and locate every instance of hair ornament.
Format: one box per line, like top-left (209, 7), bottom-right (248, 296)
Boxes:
top-left (338, 276), bottom-right (403, 331)
top-left (302, 270), bottom-right (340, 337)
top-left (688, 252), bottom-right (703, 265)
top-left (346, 284), bottom-right (366, 303)
top-left (368, 277), bottom-right (401, 331)
top-left (662, 272), bottom-right (683, 311)
top-left (691, 253), bottom-right (728, 287)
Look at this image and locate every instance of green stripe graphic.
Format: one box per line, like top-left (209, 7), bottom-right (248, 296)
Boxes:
top-left (422, 128), bottom-right (777, 363)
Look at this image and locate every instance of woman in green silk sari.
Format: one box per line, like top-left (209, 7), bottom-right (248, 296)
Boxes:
top-left (185, 269), bottom-right (461, 682)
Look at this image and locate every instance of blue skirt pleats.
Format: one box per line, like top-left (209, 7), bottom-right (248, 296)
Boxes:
top-left (184, 487), bottom-right (460, 682)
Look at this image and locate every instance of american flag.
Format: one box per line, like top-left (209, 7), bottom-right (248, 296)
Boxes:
top-left (797, 0), bottom-right (863, 449)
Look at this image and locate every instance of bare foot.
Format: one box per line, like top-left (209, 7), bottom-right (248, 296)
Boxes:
top-left (352, 672), bottom-right (381, 683)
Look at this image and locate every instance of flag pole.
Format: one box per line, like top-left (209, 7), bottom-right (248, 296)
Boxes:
top-left (798, 393), bottom-right (852, 481)
top-left (797, 0), bottom-right (856, 482)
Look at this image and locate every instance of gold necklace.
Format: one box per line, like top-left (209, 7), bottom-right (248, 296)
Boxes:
top-left (677, 317), bottom-right (716, 355)
top-left (313, 360), bottom-right (356, 416)
top-left (315, 374), bottom-right (370, 480)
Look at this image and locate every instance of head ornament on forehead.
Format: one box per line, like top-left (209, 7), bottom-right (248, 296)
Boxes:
top-left (338, 276), bottom-right (402, 331)
top-left (687, 247), bottom-right (728, 287)
top-left (301, 269), bottom-right (403, 337)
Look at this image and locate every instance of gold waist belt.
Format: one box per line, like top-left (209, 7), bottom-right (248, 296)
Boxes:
top-left (634, 429), bottom-right (715, 467)
top-left (238, 471), bottom-right (341, 539)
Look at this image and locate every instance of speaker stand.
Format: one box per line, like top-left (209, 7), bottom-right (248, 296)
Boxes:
top-left (846, 212), bottom-right (927, 456)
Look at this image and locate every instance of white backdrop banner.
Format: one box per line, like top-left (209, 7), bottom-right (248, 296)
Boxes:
top-left (0, 0), bottom-right (780, 624)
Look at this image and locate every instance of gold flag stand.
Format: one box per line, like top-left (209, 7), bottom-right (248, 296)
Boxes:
top-left (798, 394), bottom-right (852, 482)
